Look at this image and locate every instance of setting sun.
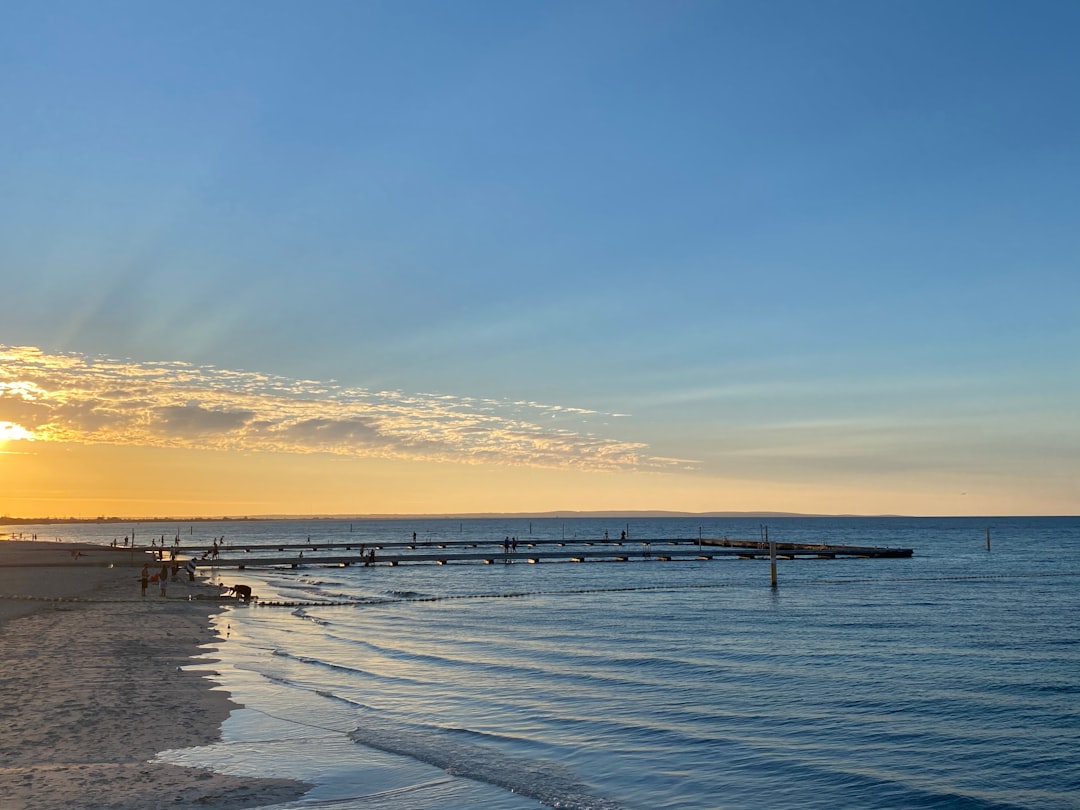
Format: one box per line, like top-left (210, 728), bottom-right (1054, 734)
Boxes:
top-left (0, 421), bottom-right (34, 444)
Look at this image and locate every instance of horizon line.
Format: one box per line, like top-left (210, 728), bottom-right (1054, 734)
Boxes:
top-left (2, 511), bottom-right (1074, 525)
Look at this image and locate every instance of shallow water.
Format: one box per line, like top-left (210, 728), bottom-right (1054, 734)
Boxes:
top-left (23, 516), bottom-right (1080, 808)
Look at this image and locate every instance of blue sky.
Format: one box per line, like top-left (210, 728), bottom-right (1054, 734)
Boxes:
top-left (2, 1), bottom-right (1078, 516)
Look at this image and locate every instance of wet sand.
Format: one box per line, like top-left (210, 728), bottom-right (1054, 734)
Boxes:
top-left (0, 541), bottom-right (310, 810)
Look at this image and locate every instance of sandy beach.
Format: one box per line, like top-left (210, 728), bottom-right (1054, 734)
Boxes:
top-left (0, 541), bottom-right (310, 810)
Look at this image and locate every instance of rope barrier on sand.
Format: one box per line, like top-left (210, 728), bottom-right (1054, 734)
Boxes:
top-left (0, 594), bottom-right (233, 604)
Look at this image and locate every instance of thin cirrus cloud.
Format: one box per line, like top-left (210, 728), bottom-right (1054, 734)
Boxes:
top-left (0, 346), bottom-right (682, 471)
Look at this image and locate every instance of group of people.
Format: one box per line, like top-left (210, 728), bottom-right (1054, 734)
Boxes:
top-left (139, 561), bottom-right (179, 597)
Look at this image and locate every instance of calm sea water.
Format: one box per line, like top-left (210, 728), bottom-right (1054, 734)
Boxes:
top-left (16, 516), bottom-right (1080, 808)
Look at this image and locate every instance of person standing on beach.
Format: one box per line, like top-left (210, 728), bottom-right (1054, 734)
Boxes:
top-left (140, 563), bottom-right (149, 597)
top-left (159, 563), bottom-right (169, 597)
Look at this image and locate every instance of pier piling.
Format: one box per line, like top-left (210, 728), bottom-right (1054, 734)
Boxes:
top-left (763, 525), bottom-right (777, 589)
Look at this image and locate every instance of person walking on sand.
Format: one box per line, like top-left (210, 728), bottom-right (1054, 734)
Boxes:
top-left (140, 564), bottom-right (149, 597)
top-left (159, 563), bottom-right (169, 597)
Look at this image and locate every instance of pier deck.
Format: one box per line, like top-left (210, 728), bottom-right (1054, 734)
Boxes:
top-left (178, 537), bottom-right (912, 569)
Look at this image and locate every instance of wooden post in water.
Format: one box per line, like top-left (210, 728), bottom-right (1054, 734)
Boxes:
top-left (986, 527), bottom-right (991, 551)
top-left (763, 525), bottom-right (777, 588)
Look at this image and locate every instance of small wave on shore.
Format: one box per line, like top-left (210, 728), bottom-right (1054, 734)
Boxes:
top-left (348, 716), bottom-right (622, 810)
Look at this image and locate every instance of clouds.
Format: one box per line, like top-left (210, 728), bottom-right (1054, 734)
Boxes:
top-left (154, 404), bottom-right (256, 436)
top-left (0, 345), bottom-right (681, 471)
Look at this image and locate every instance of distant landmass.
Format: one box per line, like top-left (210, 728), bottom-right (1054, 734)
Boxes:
top-left (2, 510), bottom-right (883, 525)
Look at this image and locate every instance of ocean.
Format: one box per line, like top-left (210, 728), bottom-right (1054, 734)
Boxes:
top-left (17, 516), bottom-right (1080, 809)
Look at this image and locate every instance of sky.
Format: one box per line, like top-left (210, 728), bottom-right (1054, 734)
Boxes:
top-left (2, 0), bottom-right (1078, 518)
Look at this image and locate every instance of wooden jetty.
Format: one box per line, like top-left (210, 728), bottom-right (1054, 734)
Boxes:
top-left (700, 538), bottom-right (913, 559)
top-left (182, 537), bottom-right (912, 570)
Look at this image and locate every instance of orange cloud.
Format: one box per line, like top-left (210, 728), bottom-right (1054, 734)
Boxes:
top-left (0, 345), bottom-right (691, 472)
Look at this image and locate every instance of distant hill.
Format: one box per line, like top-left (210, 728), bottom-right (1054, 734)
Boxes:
top-left (3, 510), bottom-right (871, 525)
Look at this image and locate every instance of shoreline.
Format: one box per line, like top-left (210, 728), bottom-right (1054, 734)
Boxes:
top-left (0, 541), bottom-right (311, 810)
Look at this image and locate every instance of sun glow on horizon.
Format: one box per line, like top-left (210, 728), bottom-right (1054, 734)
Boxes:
top-left (0, 343), bottom-right (1075, 518)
